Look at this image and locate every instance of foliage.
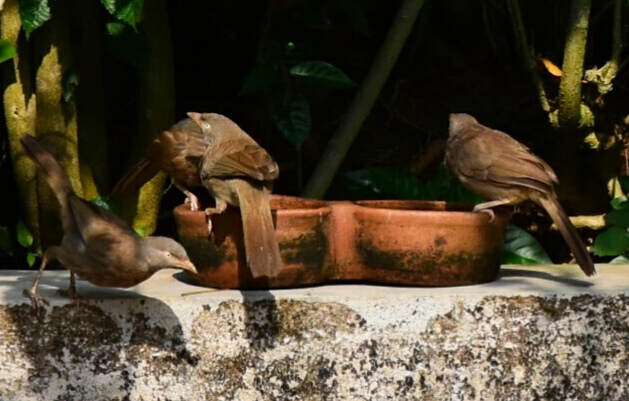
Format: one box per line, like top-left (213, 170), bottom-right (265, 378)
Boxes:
top-left (0, 220), bottom-right (39, 267)
top-left (591, 176), bottom-right (629, 260)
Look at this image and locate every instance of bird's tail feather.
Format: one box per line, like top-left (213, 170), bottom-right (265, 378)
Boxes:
top-left (234, 180), bottom-right (282, 278)
top-left (536, 195), bottom-right (595, 276)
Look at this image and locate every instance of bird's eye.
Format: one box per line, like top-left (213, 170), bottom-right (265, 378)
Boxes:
top-left (203, 123), bottom-right (211, 131)
top-left (165, 252), bottom-right (172, 258)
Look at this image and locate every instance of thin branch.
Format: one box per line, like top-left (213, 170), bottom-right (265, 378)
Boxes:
top-left (301, 0), bottom-right (426, 199)
top-left (507, 0), bottom-right (550, 113)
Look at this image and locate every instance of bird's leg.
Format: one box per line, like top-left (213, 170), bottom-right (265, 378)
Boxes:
top-left (176, 184), bottom-right (199, 211)
top-left (57, 272), bottom-right (83, 308)
top-left (204, 199), bottom-right (229, 234)
top-left (472, 197), bottom-right (519, 222)
top-left (23, 248), bottom-right (56, 312)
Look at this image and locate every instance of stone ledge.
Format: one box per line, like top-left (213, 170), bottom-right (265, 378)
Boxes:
top-left (0, 264), bottom-right (627, 401)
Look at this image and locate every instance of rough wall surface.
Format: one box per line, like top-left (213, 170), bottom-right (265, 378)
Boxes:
top-left (0, 265), bottom-right (627, 401)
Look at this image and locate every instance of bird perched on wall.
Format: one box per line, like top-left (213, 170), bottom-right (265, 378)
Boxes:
top-left (187, 112), bottom-right (282, 279)
top-left (445, 113), bottom-right (595, 277)
top-left (20, 134), bottom-right (197, 310)
top-left (111, 118), bottom-right (207, 210)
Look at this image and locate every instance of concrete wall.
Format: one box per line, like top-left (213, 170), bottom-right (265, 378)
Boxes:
top-left (0, 265), bottom-right (628, 400)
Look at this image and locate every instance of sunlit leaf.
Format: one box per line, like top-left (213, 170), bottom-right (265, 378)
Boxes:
top-left (610, 195), bottom-right (629, 210)
top-left (540, 58), bottom-right (562, 77)
top-left (0, 40), bottom-right (17, 64)
top-left (101, 0), bottom-right (144, 28)
top-left (18, 0), bottom-right (52, 38)
top-left (26, 252), bottom-right (37, 267)
top-left (16, 220), bottom-right (33, 248)
top-left (591, 226), bottom-right (629, 256)
top-left (502, 224), bottom-right (552, 264)
top-left (135, 226), bottom-right (147, 237)
top-left (272, 97), bottom-right (311, 150)
top-left (290, 61), bottom-right (357, 88)
top-left (240, 66), bottom-right (282, 95)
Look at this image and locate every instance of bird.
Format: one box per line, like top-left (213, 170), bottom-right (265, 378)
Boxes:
top-left (445, 113), bottom-right (595, 276)
top-left (20, 133), bottom-right (198, 310)
top-left (111, 118), bottom-right (208, 211)
top-left (187, 112), bottom-right (282, 279)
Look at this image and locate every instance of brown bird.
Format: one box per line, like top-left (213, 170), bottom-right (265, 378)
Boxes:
top-left (111, 118), bottom-right (207, 210)
top-left (20, 134), bottom-right (198, 309)
top-left (445, 113), bottom-right (595, 276)
top-left (187, 112), bottom-right (282, 279)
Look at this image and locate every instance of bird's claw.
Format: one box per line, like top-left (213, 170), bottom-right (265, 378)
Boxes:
top-left (473, 207), bottom-right (495, 223)
top-left (23, 288), bottom-right (50, 314)
top-left (185, 196), bottom-right (199, 212)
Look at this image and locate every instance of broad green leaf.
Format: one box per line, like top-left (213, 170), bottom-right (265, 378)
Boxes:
top-left (240, 66), bottom-right (282, 95)
top-left (90, 196), bottom-right (113, 210)
top-left (609, 255), bottom-right (629, 264)
top-left (610, 195), bottom-right (629, 210)
top-left (61, 68), bottom-right (80, 102)
top-left (290, 61), bottom-right (357, 88)
top-left (135, 226), bottom-right (147, 237)
top-left (105, 22), bottom-right (151, 71)
top-left (101, 0), bottom-right (144, 28)
top-left (605, 209), bottom-right (629, 228)
top-left (591, 226), bottom-right (629, 256)
top-left (0, 226), bottom-right (12, 256)
top-left (502, 224), bottom-right (552, 264)
top-left (16, 220), bottom-right (33, 248)
top-left (26, 252), bottom-right (37, 267)
top-left (18, 0), bottom-right (52, 38)
top-left (618, 175), bottom-right (629, 194)
top-left (272, 97), bottom-right (311, 150)
top-left (0, 40), bottom-right (17, 64)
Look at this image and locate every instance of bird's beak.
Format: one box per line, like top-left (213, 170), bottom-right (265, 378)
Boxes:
top-left (175, 258), bottom-right (198, 275)
top-left (186, 112), bottom-right (201, 124)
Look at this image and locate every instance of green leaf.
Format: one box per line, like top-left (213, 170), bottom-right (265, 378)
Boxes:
top-left (90, 195), bottom-right (113, 210)
top-left (605, 209), bottom-right (629, 228)
top-left (0, 226), bottom-right (12, 256)
top-left (105, 21), bottom-right (151, 71)
top-left (591, 226), bottom-right (629, 256)
top-left (610, 195), bottom-right (629, 210)
top-left (609, 254), bottom-right (629, 264)
top-left (272, 97), bottom-right (311, 150)
top-left (0, 40), bottom-right (17, 64)
top-left (290, 61), bottom-right (357, 88)
top-left (16, 220), bottom-right (33, 248)
top-left (502, 224), bottom-right (552, 265)
top-left (18, 0), bottom-right (52, 38)
top-left (61, 68), bottom-right (80, 102)
top-left (135, 226), bottom-right (147, 237)
top-left (240, 66), bottom-right (282, 95)
top-left (618, 175), bottom-right (629, 194)
top-left (101, 0), bottom-right (144, 28)
top-left (26, 252), bottom-right (37, 267)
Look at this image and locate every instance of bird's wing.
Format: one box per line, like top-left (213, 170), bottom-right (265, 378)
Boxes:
top-left (455, 128), bottom-right (557, 193)
top-left (203, 139), bottom-right (279, 181)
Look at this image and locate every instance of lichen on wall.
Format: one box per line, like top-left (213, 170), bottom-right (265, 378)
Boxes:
top-left (0, 292), bottom-right (628, 400)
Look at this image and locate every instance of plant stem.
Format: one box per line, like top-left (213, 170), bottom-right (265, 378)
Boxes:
top-left (506, 0), bottom-right (550, 113)
top-left (558, 0), bottom-right (591, 129)
top-left (301, 0), bottom-right (426, 199)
